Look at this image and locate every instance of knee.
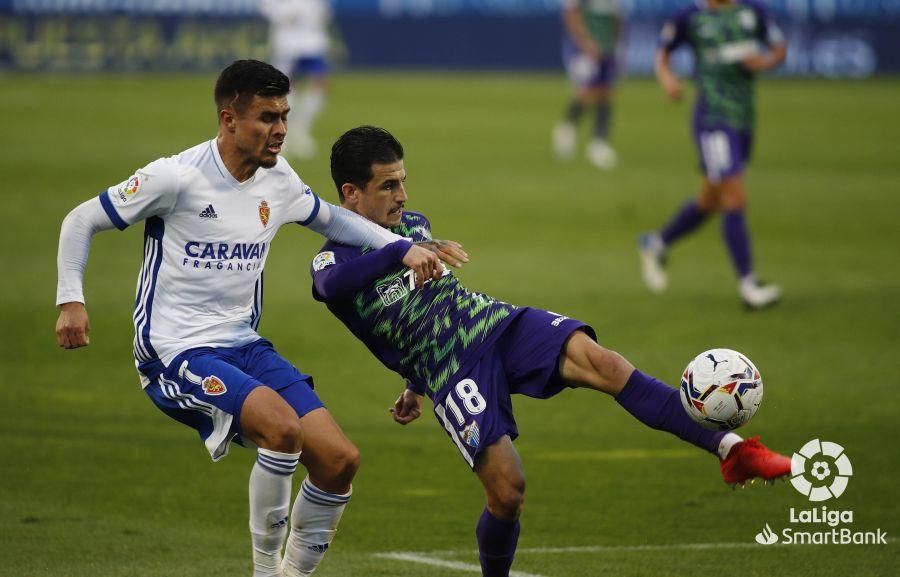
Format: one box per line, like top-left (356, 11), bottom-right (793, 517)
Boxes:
top-left (262, 418), bottom-right (304, 453)
top-left (720, 180), bottom-right (746, 210)
top-left (488, 478), bottom-right (526, 520)
top-left (697, 189), bottom-right (721, 212)
top-left (585, 345), bottom-right (634, 393)
top-left (322, 444), bottom-right (361, 486)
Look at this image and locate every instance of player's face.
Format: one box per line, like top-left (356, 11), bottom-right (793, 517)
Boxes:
top-left (357, 161), bottom-right (407, 228)
top-left (233, 95), bottom-right (289, 169)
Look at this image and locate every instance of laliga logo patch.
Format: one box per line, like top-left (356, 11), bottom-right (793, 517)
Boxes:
top-left (124, 175), bottom-right (140, 195)
top-left (790, 439), bottom-right (852, 502)
top-left (312, 251), bottom-right (336, 272)
top-left (201, 375), bottom-right (227, 396)
top-left (258, 200), bottom-right (270, 227)
top-left (116, 174), bottom-right (142, 203)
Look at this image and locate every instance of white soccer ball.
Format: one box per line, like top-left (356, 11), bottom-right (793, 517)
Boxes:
top-left (679, 348), bottom-right (764, 431)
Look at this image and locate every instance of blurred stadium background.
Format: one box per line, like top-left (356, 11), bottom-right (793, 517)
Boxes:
top-left (1, 1), bottom-right (898, 576)
top-left (1, 0), bottom-right (899, 74)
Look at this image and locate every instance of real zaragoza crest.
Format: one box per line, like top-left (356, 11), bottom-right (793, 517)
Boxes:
top-left (258, 200), bottom-right (270, 227)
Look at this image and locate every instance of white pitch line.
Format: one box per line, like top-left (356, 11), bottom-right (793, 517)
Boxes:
top-left (381, 537), bottom-right (898, 558)
top-left (373, 552), bottom-right (547, 577)
top-left (375, 538), bottom-right (897, 575)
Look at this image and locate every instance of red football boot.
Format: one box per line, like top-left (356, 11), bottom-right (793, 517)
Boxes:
top-left (720, 436), bottom-right (792, 486)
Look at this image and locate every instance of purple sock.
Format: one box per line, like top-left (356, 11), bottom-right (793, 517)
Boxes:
top-left (616, 370), bottom-right (725, 455)
top-left (476, 508), bottom-right (520, 577)
top-left (722, 210), bottom-right (753, 278)
top-left (660, 200), bottom-right (709, 245)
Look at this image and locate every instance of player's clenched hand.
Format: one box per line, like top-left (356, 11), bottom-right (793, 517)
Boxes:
top-left (56, 302), bottom-right (90, 349)
top-left (415, 239), bottom-right (469, 268)
top-left (741, 53), bottom-right (773, 72)
top-left (402, 245), bottom-right (444, 287)
top-left (660, 74), bottom-right (683, 101)
top-left (390, 388), bottom-right (423, 425)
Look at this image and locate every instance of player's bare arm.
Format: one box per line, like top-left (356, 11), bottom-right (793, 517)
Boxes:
top-left (56, 302), bottom-right (90, 349)
top-left (742, 42), bottom-right (787, 73)
top-left (654, 49), bottom-right (683, 101)
top-left (390, 388), bottom-right (423, 425)
top-left (563, 6), bottom-right (602, 59)
top-left (414, 239), bottom-right (469, 268)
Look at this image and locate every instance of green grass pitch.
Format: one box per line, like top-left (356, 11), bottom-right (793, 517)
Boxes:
top-left (1, 72), bottom-right (898, 576)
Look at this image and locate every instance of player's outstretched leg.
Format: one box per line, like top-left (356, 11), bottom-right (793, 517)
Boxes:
top-left (281, 408), bottom-right (358, 577)
top-left (559, 332), bottom-right (791, 484)
top-left (474, 437), bottom-right (525, 577)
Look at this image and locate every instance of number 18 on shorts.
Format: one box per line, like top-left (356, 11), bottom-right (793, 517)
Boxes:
top-left (431, 357), bottom-right (518, 469)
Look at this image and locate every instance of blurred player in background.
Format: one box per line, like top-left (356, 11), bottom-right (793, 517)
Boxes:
top-left (260, 0), bottom-right (334, 159)
top-left (552, 0), bottom-right (622, 170)
top-left (55, 61), bottom-right (445, 577)
top-left (311, 126), bottom-right (792, 577)
top-left (639, 0), bottom-right (786, 309)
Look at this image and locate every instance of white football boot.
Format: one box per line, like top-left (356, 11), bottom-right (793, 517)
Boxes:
top-left (552, 122), bottom-right (577, 160)
top-left (740, 276), bottom-right (782, 310)
top-left (586, 138), bottom-right (618, 170)
top-left (638, 233), bottom-right (668, 293)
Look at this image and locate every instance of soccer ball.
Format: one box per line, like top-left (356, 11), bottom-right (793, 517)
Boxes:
top-left (679, 348), bottom-right (764, 431)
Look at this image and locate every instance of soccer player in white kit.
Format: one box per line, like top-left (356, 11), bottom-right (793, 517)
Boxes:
top-left (260, 0), bottom-right (333, 158)
top-left (54, 60), bottom-right (446, 577)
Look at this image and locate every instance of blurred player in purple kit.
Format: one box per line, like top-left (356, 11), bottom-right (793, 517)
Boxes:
top-left (553, 0), bottom-right (622, 170)
top-left (311, 126), bottom-right (792, 577)
top-left (639, 0), bottom-right (786, 309)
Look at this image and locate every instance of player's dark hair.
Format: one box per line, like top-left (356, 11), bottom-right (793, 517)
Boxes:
top-left (214, 59), bottom-right (290, 113)
top-left (331, 126), bottom-right (404, 201)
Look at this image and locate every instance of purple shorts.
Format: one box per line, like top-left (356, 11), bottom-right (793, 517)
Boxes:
top-left (145, 339), bottom-right (322, 462)
top-left (563, 38), bottom-right (617, 88)
top-left (430, 308), bottom-right (596, 469)
top-left (693, 122), bottom-right (754, 183)
top-left (291, 56), bottom-right (329, 78)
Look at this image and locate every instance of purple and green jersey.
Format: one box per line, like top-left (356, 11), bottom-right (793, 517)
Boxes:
top-left (659, 0), bottom-right (784, 131)
top-left (311, 211), bottom-right (521, 395)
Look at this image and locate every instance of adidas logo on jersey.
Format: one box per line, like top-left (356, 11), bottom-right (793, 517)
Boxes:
top-left (199, 204), bottom-right (218, 219)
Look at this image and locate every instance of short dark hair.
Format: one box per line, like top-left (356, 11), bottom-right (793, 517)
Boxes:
top-left (331, 126), bottom-right (405, 201)
top-left (214, 59), bottom-right (290, 113)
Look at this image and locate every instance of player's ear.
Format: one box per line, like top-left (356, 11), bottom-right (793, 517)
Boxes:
top-left (220, 107), bottom-right (237, 132)
top-left (341, 183), bottom-right (359, 203)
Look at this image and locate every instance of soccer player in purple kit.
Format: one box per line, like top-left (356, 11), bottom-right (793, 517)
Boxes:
top-left (310, 126), bottom-right (793, 577)
top-left (639, 0), bottom-right (786, 309)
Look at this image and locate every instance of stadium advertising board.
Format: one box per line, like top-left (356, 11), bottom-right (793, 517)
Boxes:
top-left (0, 0), bottom-right (897, 74)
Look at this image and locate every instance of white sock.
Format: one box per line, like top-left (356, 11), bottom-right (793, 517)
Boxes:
top-left (282, 477), bottom-right (351, 577)
top-left (250, 448), bottom-right (301, 577)
top-left (717, 433), bottom-right (744, 460)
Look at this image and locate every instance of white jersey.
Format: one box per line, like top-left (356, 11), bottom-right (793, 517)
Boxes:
top-left (260, 0), bottom-right (331, 64)
top-left (99, 139), bottom-right (322, 387)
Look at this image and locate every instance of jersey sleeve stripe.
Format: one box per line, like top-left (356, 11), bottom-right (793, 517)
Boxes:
top-left (296, 193), bottom-right (322, 226)
top-left (97, 190), bottom-right (129, 230)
